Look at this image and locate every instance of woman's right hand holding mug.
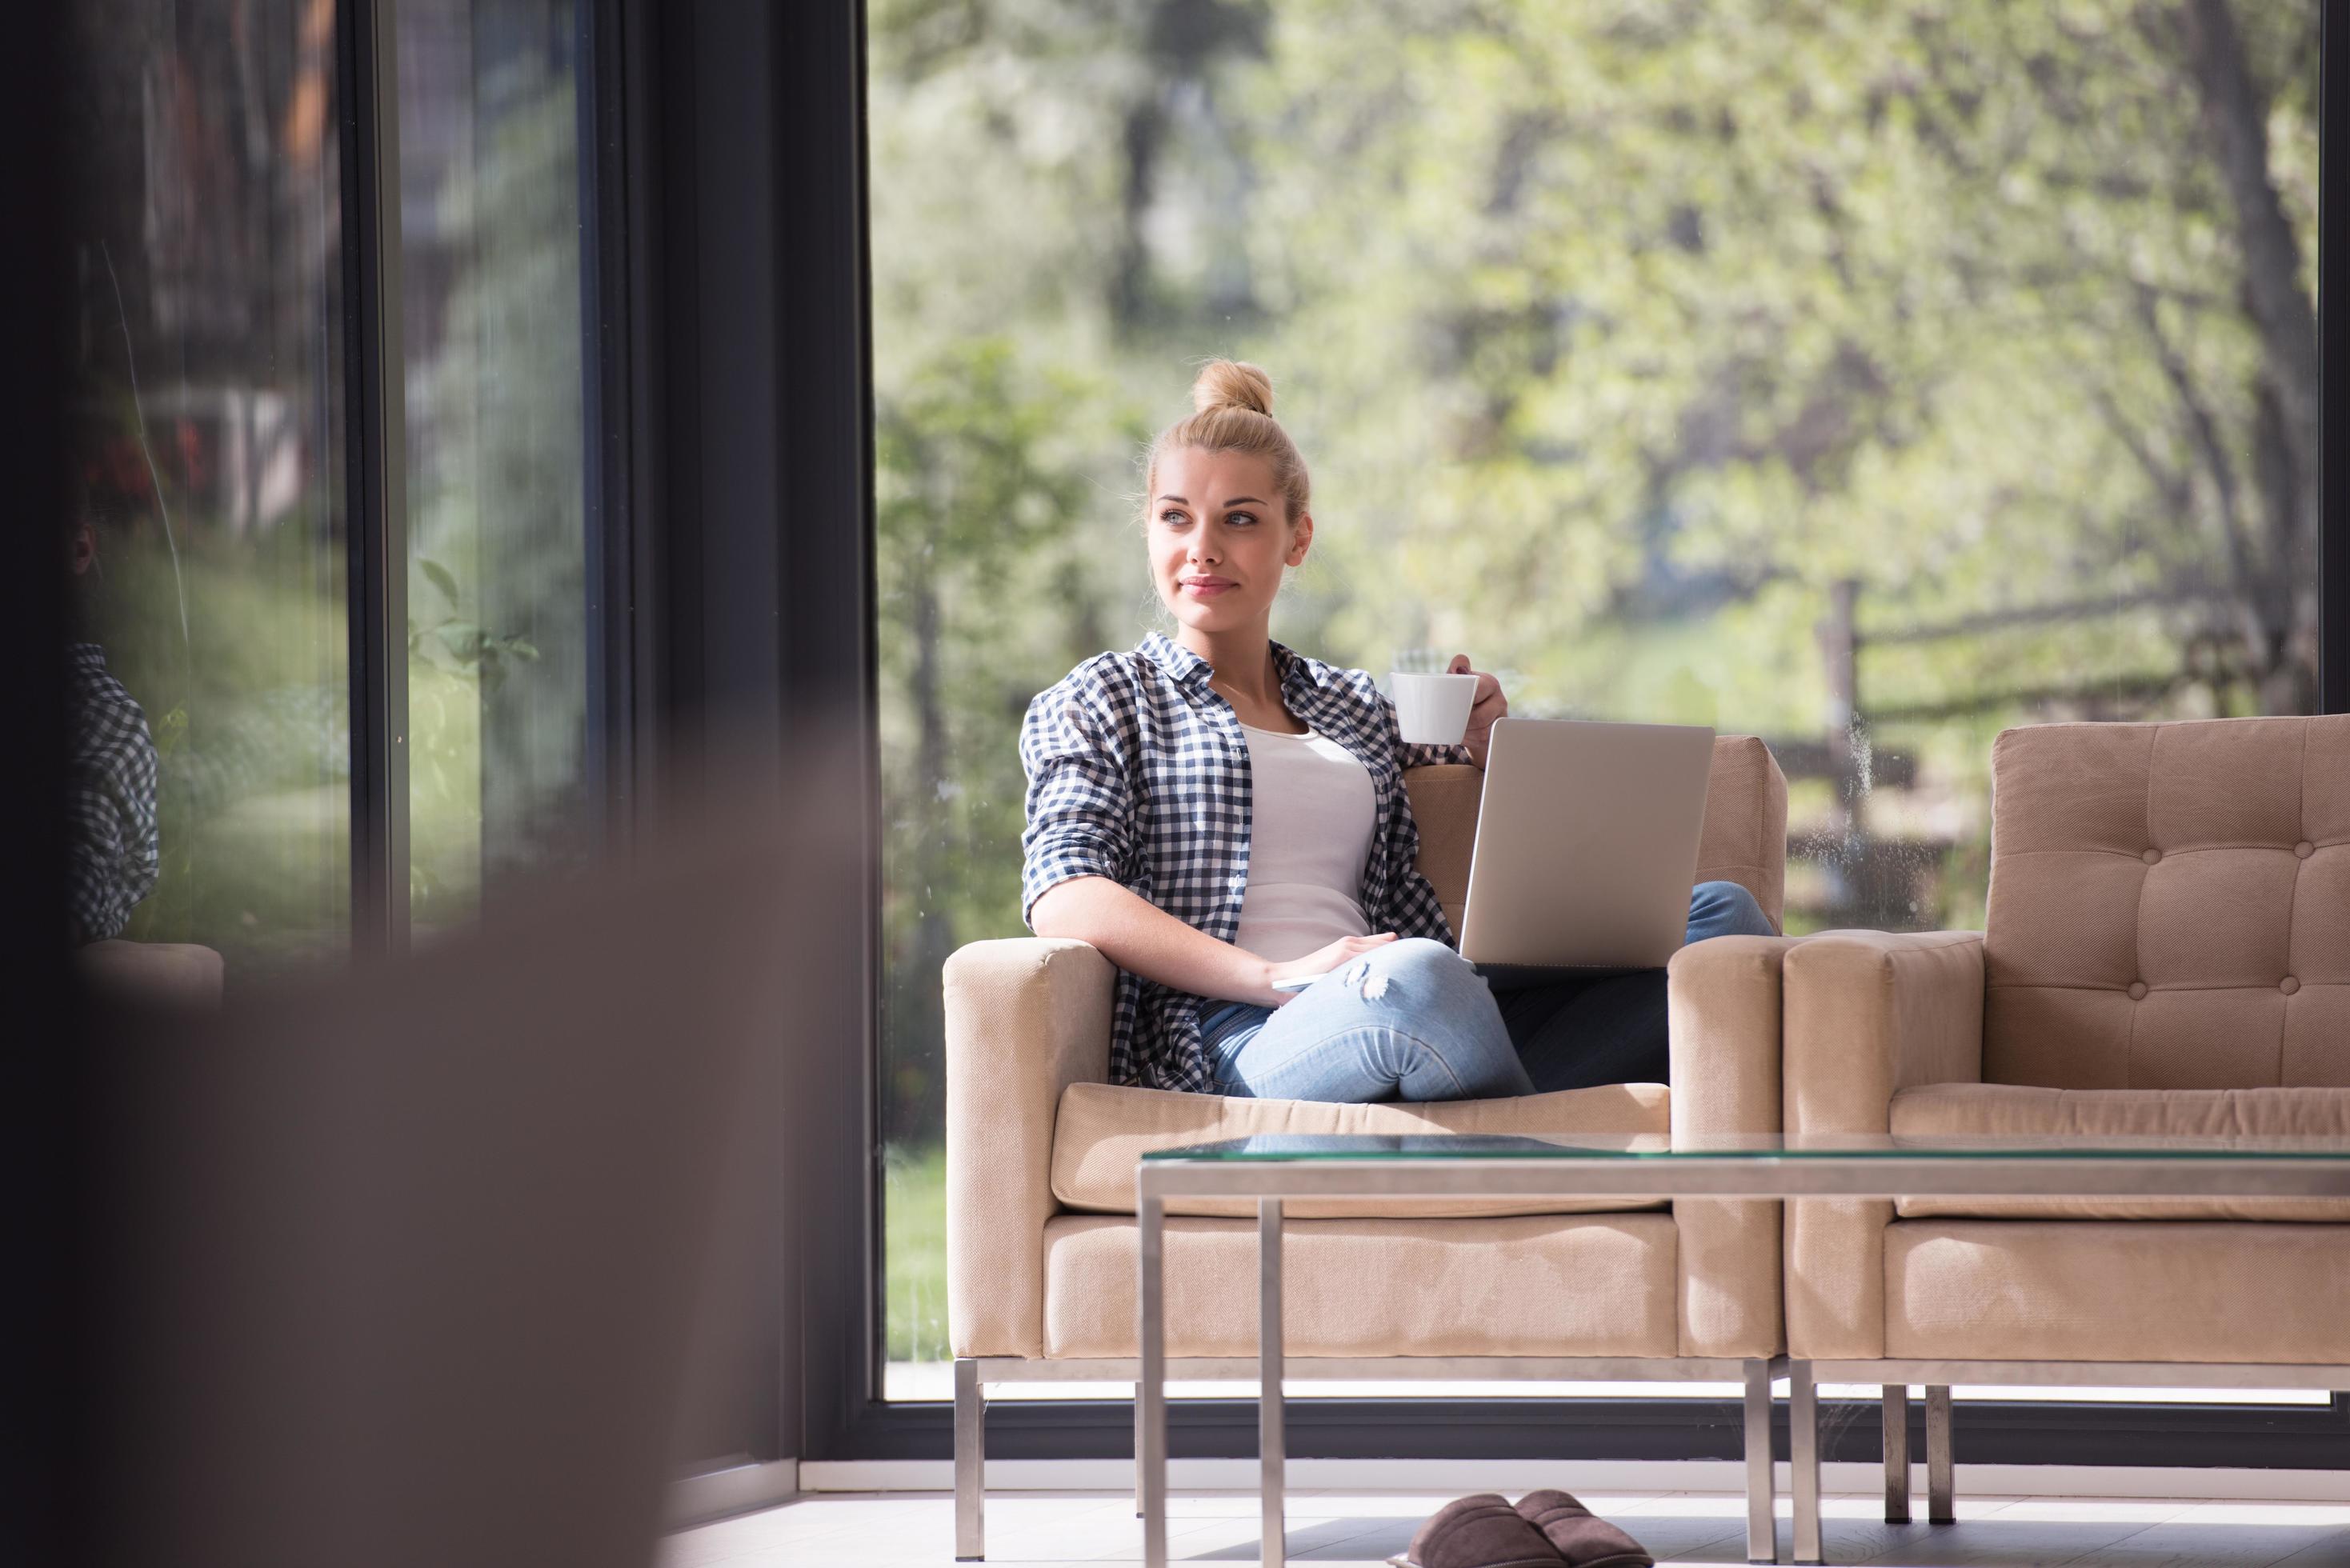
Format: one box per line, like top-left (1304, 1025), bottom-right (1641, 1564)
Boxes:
top-left (1261, 930), bottom-right (1398, 1004)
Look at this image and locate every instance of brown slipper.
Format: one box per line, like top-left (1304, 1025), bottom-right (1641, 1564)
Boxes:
top-left (1387, 1493), bottom-right (1568, 1568)
top-left (1511, 1490), bottom-right (1653, 1568)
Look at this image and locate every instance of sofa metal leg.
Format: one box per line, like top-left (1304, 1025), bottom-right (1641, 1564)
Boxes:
top-left (1788, 1359), bottom-right (1822, 1565)
top-left (1924, 1384), bottom-right (1955, 1525)
top-left (955, 1358), bottom-right (985, 1559)
top-left (1742, 1358), bottom-right (1776, 1564)
top-left (1140, 1194), bottom-right (1169, 1568)
top-left (1882, 1384), bottom-right (1911, 1524)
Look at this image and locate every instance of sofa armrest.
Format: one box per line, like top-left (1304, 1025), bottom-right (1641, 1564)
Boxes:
top-left (1781, 930), bottom-right (1987, 1358)
top-left (78, 939), bottom-right (226, 1009)
top-left (944, 938), bottom-right (1115, 1359)
top-left (1693, 735), bottom-right (1790, 934)
top-left (1667, 934), bottom-right (1804, 1357)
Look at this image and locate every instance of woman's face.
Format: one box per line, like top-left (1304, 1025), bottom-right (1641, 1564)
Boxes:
top-left (1147, 446), bottom-right (1311, 638)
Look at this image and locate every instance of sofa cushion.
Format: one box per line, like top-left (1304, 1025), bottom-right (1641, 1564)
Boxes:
top-left (1041, 1211), bottom-right (1679, 1358)
top-left (1885, 1219), bottom-right (2350, 1364)
top-left (78, 939), bottom-right (226, 1008)
top-left (1888, 1082), bottom-right (2350, 1222)
top-left (1051, 1080), bottom-right (1671, 1219)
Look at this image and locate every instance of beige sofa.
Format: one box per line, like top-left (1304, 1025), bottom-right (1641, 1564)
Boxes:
top-left (944, 740), bottom-right (1792, 1559)
top-left (1780, 714), bottom-right (2350, 1528)
top-left (78, 938), bottom-right (226, 1007)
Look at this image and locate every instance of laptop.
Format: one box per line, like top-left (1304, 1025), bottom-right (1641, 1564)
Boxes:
top-left (1455, 716), bottom-right (1715, 987)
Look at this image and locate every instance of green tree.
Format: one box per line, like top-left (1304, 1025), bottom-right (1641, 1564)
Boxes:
top-left (1233, 0), bottom-right (2318, 721)
top-left (875, 342), bottom-right (1139, 1142)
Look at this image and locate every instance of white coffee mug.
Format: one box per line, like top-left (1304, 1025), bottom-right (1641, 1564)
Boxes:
top-left (1389, 671), bottom-right (1479, 746)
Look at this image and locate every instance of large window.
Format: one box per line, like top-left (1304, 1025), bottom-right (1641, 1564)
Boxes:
top-left (870, 0), bottom-right (2324, 1391)
top-left (61, 0), bottom-right (595, 985)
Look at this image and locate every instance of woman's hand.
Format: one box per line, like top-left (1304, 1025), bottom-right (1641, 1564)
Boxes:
top-left (1447, 654), bottom-right (1508, 769)
top-left (1263, 931), bottom-right (1398, 1004)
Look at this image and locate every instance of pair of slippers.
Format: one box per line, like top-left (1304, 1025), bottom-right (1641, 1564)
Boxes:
top-left (1392, 1490), bottom-right (1652, 1568)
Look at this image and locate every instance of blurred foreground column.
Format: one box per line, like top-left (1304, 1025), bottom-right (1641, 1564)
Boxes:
top-left (79, 740), bottom-right (846, 1568)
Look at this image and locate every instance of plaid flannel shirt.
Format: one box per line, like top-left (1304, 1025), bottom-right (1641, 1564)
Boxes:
top-left (66, 642), bottom-right (160, 944)
top-left (1019, 631), bottom-right (1468, 1092)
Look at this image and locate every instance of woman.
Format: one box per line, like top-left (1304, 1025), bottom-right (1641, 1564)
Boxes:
top-left (1020, 359), bottom-right (1775, 1101)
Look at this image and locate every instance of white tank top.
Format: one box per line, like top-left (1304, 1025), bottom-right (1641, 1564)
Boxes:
top-left (1233, 722), bottom-right (1378, 962)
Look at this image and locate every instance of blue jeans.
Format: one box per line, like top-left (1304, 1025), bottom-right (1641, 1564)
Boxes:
top-left (1202, 881), bottom-right (1775, 1102)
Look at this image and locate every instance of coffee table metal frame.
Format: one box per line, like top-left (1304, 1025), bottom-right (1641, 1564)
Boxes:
top-left (1133, 1144), bottom-right (2350, 1568)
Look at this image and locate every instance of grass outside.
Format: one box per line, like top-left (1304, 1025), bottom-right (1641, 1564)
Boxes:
top-left (883, 1142), bottom-right (950, 1365)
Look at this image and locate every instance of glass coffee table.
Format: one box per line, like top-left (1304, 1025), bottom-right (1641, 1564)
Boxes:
top-left (1134, 1132), bottom-right (2350, 1568)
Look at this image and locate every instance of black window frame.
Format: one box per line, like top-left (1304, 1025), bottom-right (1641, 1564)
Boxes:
top-left (338, 0), bottom-right (411, 957)
top-left (339, 0), bottom-right (645, 949)
top-left (6, 5), bottom-right (80, 1554)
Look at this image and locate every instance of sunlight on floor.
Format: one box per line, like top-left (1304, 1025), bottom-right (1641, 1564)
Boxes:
top-left (663, 1489), bottom-right (2350, 1567)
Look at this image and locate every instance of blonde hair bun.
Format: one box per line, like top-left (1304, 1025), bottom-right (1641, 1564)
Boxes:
top-left (1191, 358), bottom-right (1275, 418)
top-left (1145, 357), bottom-right (1310, 525)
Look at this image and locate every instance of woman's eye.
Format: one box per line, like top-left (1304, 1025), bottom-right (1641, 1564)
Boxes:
top-left (1159, 510), bottom-right (1187, 525)
top-left (1227, 512), bottom-right (1257, 526)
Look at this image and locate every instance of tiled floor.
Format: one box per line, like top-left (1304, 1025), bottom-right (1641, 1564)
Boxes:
top-left (662, 1490), bottom-right (2350, 1567)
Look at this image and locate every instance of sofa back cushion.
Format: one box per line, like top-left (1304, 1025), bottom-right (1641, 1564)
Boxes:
top-left (1404, 734), bottom-right (1788, 938)
top-left (1984, 715), bottom-right (2350, 1088)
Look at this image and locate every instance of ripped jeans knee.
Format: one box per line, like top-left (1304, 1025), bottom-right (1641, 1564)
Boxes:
top-left (1335, 954), bottom-right (1391, 1000)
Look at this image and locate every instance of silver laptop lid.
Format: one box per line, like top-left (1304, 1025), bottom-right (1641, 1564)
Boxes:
top-left (1456, 717), bottom-right (1715, 969)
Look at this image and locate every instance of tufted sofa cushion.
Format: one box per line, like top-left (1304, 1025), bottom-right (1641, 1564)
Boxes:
top-left (1982, 715), bottom-right (2350, 1089)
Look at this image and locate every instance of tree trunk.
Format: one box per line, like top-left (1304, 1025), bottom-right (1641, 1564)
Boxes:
top-left (2178, 0), bottom-right (2322, 664)
top-left (901, 528), bottom-right (955, 1146)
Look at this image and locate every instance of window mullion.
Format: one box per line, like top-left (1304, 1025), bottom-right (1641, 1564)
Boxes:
top-left (338, 0), bottom-right (411, 957)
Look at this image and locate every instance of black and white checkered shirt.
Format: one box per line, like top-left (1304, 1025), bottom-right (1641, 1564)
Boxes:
top-left (66, 642), bottom-right (160, 944)
top-left (1019, 631), bottom-right (1466, 1091)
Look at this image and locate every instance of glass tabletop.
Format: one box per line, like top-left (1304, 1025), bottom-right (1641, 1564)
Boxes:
top-left (1142, 1132), bottom-right (2350, 1162)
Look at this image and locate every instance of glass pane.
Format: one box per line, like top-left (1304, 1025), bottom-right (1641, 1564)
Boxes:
top-left (398, 0), bottom-right (591, 936)
top-left (868, 1), bottom-right (2324, 1390)
top-left (62, 0), bottom-right (351, 988)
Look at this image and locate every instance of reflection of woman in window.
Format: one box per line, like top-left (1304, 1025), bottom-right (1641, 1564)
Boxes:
top-left (63, 511), bottom-right (160, 945)
top-left (1019, 359), bottom-right (1773, 1101)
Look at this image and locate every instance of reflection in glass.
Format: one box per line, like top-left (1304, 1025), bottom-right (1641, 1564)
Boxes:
top-left (397, 0), bottom-right (590, 935)
top-left (868, 2), bottom-right (2324, 1378)
top-left (64, 0), bottom-right (351, 988)
top-left (64, 595), bottom-right (160, 946)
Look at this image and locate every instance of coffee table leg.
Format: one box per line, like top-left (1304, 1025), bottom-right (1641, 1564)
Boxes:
top-left (1140, 1193), bottom-right (1167, 1568)
top-left (1882, 1385), bottom-right (1910, 1524)
top-left (1790, 1359), bottom-right (1823, 1565)
top-left (1925, 1385), bottom-right (1955, 1525)
top-left (1259, 1198), bottom-right (1285, 1568)
top-left (1743, 1358), bottom-right (1776, 1563)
